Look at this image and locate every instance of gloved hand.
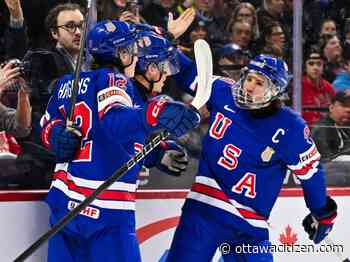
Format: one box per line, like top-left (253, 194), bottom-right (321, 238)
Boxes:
top-left (158, 140), bottom-right (188, 176)
top-left (302, 196), bottom-right (337, 244)
top-left (49, 123), bottom-right (82, 163)
top-left (143, 95), bottom-right (200, 137)
top-left (144, 140), bottom-right (188, 176)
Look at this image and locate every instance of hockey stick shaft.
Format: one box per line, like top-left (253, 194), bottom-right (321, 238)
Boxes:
top-left (324, 236), bottom-right (349, 262)
top-left (13, 131), bottom-right (168, 262)
top-left (14, 40), bottom-right (213, 262)
top-left (67, 0), bottom-right (92, 127)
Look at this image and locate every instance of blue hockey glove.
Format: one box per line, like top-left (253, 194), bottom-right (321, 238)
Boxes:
top-left (302, 196), bottom-right (337, 244)
top-left (143, 95), bottom-right (200, 137)
top-left (144, 140), bottom-right (188, 176)
top-left (49, 123), bottom-right (82, 163)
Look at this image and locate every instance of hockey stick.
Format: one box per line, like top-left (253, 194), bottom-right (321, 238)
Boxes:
top-left (13, 39), bottom-right (213, 262)
top-left (66, 0), bottom-right (92, 128)
top-left (310, 217), bottom-right (350, 262)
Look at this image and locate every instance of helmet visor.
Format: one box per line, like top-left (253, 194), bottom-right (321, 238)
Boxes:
top-left (157, 55), bottom-right (180, 76)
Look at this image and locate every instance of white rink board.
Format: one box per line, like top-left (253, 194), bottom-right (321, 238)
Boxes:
top-left (0, 192), bottom-right (349, 262)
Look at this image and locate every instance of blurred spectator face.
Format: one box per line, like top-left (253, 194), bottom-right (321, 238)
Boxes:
top-left (330, 100), bottom-right (350, 126)
top-left (52, 10), bottom-right (84, 54)
top-left (195, 0), bottom-right (215, 12)
top-left (345, 32), bottom-right (350, 45)
top-left (230, 21), bottom-right (252, 49)
top-left (266, 25), bottom-right (285, 49)
top-left (266, 0), bottom-right (284, 15)
top-left (218, 57), bottom-right (241, 81)
top-left (160, 0), bottom-right (174, 8)
top-left (190, 25), bottom-right (208, 43)
top-left (305, 54), bottom-right (324, 81)
top-left (236, 7), bottom-right (254, 25)
top-left (114, 0), bottom-right (127, 8)
top-left (323, 35), bottom-right (342, 62)
top-left (320, 20), bottom-right (336, 36)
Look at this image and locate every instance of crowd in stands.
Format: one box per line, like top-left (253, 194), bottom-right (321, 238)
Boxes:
top-left (0, 0), bottom-right (350, 189)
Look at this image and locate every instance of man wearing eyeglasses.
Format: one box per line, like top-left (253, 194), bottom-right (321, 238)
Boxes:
top-left (45, 3), bottom-right (84, 72)
top-left (18, 3), bottom-right (85, 161)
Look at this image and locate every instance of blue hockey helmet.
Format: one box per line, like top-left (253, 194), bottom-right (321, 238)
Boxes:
top-left (136, 31), bottom-right (180, 76)
top-left (232, 54), bottom-right (291, 109)
top-left (87, 20), bottom-right (138, 64)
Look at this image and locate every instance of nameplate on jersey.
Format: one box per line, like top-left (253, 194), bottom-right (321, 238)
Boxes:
top-left (97, 86), bottom-right (133, 115)
top-left (261, 146), bottom-right (275, 162)
top-left (68, 200), bottom-right (100, 219)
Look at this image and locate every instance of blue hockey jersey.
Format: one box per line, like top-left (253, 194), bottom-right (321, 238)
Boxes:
top-left (41, 67), bottom-right (150, 237)
top-left (175, 55), bottom-right (327, 239)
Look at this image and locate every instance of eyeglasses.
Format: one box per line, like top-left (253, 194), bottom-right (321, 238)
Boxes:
top-left (271, 32), bottom-right (284, 36)
top-left (57, 21), bottom-right (84, 34)
top-left (238, 13), bottom-right (253, 18)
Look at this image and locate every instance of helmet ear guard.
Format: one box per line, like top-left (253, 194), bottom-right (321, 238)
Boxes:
top-left (232, 55), bottom-right (291, 109)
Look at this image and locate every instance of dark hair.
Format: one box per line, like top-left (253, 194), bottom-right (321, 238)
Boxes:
top-left (319, 33), bottom-right (340, 52)
top-left (262, 21), bottom-right (283, 40)
top-left (304, 44), bottom-right (324, 62)
top-left (332, 91), bottom-right (350, 105)
top-left (98, 0), bottom-right (124, 20)
top-left (45, 3), bottom-right (85, 36)
top-left (320, 18), bottom-right (336, 35)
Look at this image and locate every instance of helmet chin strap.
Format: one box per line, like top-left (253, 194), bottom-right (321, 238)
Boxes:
top-left (136, 66), bottom-right (164, 96)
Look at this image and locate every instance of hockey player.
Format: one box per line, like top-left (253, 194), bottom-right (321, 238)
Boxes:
top-left (166, 54), bottom-right (338, 261)
top-left (40, 20), bottom-right (200, 262)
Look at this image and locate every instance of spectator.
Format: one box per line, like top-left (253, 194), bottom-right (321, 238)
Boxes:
top-left (320, 18), bottom-right (337, 37)
top-left (229, 2), bottom-right (260, 40)
top-left (320, 33), bottom-right (343, 82)
top-left (178, 19), bottom-right (209, 59)
top-left (214, 43), bottom-right (251, 81)
top-left (99, 0), bottom-right (142, 24)
top-left (142, 0), bottom-right (180, 28)
top-left (333, 45), bottom-right (350, 91)
top-left (302, 45), bottom-right (336, 127)
top-left (21, 3), bottom-right (84, 143)
top-left (257, 0), bottom-right (288, 36)
top-left (1, 0), bottom-right (28, 62)
top-left (260, 21), bottom-right (286, 59)
top-left (312, 91), bottom-right (350, 186)
top-left (312, 91), bottom-right (350, 161)
top-left (0, 61), bottom-right (31, 138)
top-left (226, 20), bottom-right (253, 51)
top-left (187, 0), bottom-right (227, 48)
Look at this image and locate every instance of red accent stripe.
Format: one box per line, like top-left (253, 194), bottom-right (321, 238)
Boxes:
top-left (191, 183), bottom-right (230, 203)
top-left (237, 208), bottom-right (265, 220)
top-left (293, 159), bottom-right (319, 176)
top-left (136, 216), bottom-right (180, 244)
top-left (319, 213), bottom-right (337, 225)
top-left (191, 183), bottom-right (265, 220)
top-left (0, 188), bottom-right (350, 201)
top-left (54, 171), bottom-right (135, 201)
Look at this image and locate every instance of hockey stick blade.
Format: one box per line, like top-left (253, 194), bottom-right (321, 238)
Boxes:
top-left (13, 41), bottom-right (210, 261)
top-left (191, 39), bottom-right (213, 110)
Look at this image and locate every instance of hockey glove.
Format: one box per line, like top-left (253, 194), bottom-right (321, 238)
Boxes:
top-left (49, 123), bottom-right (82, 163)
top-left (302, 196), bottom-right (337, 244)
top-left (144, 140), bottom-right (188, 176)
top-left (143, 95), bottom-right (200, 137)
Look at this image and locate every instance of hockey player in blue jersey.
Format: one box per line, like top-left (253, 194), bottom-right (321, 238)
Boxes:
top-left (40, 20), bottom-right (200, 262)
top-left (166, 54), bottom-right (338, 261)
